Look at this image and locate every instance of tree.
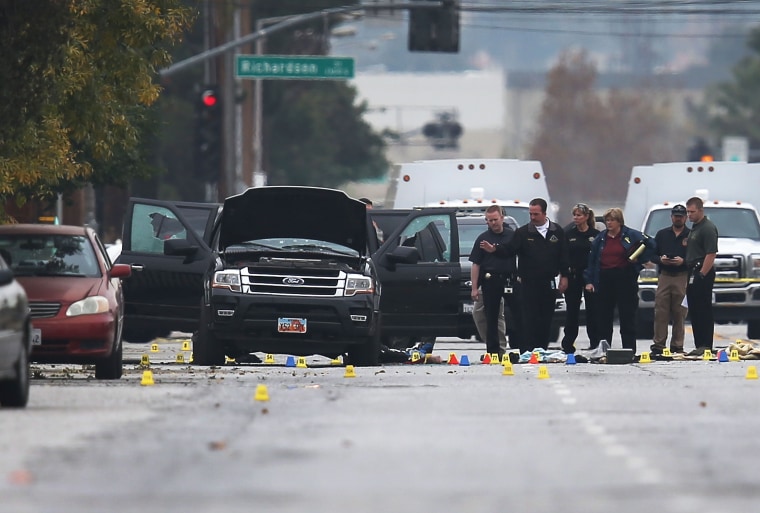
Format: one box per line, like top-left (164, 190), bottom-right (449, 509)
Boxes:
top-left (253, 1), bottom-right (388, 187)
top-left (0, 1), bottom-right (194, 218)
top-left (705, 27), bottom-right (760, 151)
top-left (528, 50), bottom-right (676, 223)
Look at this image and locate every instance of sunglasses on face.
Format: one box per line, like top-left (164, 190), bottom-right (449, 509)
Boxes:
top-left (573, 203), bottom-right (589, 214)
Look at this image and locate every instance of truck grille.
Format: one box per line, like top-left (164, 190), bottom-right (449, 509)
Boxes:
top-left (242, 268), bottom-right (346, 297)
top-left (714, 253), bottom-right (744, 286)
top-left (30, 302), bottom-right (61, 319)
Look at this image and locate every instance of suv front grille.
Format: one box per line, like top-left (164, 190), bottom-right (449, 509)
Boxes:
top-left (242, 268), bottom-right (347, 297)
top-left (30, 302), bottom-right (61, 319)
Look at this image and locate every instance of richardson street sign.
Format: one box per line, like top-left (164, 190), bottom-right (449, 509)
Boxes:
top-left (236, 55), bottom-right (355, 80)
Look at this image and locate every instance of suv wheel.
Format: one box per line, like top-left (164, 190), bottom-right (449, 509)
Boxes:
top-left (193, 305), bottom-right (224, 366)
top-left (346, 316), bottom-right (382, 367)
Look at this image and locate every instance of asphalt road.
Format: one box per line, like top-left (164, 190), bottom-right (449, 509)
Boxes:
top-left (2, 325), bottom-right (760, 513)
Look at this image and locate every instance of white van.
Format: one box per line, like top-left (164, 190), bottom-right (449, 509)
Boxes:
top-left (386, 158), bottom-right (558, 222)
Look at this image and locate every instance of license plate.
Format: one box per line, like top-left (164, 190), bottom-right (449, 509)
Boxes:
top-left (32, 328), bottom-right (42, 346)
top-left (278, 317), bottom-right (307, 333)
top-left (462, 302), bottom-right (474, 314)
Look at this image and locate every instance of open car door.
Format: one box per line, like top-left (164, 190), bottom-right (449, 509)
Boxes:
top-left (116, 198), bottom-right (219, 343)
top-left (371, 208), bottom-right (461, 339)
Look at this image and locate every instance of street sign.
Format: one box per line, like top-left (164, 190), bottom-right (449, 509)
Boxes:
top-left (235, 55), bottom-right (354, 80)
top-left (722, 136), bottom-right (749, 162)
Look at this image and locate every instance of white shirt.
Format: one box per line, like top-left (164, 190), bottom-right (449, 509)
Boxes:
top-left (536, 220), bottom-right (550, 238)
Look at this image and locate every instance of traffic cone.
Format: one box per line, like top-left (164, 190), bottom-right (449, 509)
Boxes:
top-left (639, 352), bottom-right (652, 364)
top-left (459, 354), bottom-right (470, 366)
top-left (718, 350), bottom-right (729, 363)
top-left (702, 349), bottom-right (713, 361)
top-left (537, 365), bottom-right (550, 379)
top-left (447, 352), bottom-right (459, 365)
top-left (490, 353), bottom-right (500, 365)
top-left (663, 348), bottom-right (672, 357)
top-left (140, 354), bottom-right (150, 366)
top-left (730, 350), bottom-right (740, 362)
top-left (330, 356), bottom-right (343, 365)
top-left (254, 384), bottom-right (269, 402)
top-left (566, 353), bottom-right (577, 365)
top-left (175, 353), bottom-right (185, 364)
top-left (181, 340), bottom-right (191, 351)
top-left (411, 351), bottom-right (422, 363)
top-left (140, 370), bottom-right (154, 386)
top-left (265, 353), bottom-right (275, 364)
top-left (344, 365), bottom-right (356, 378)
top-left (746, 366), bottom-right (758, 380)
top-left (529, 352), bottom-right (539, 364)
top-left (150, 343), bottom-right (159, 353)
top-left (501, 353), bottom-right (511, 365)
top-left (285, 356), bottom-right (296, 367)
top-left (502, 361), bottom-right (514, 375)
top-left (482, 353), bottom-right (491, 364)
top-left (296, 356), bottom-right (308, 368)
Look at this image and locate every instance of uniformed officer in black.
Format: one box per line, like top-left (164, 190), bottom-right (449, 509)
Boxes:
top-left (470, 205), bottom-right (519, 358)
top-left (482, 198), bottom-right (570, 353)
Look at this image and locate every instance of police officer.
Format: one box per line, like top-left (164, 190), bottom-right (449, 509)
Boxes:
top-left (470, 205), bottom-right (519, 359)
top-left (483, 198), bottom-right (569, 353)
top-left (685, 196), bottom-right (718, 353)
top-left (650, 204), bottom-right (690, 356)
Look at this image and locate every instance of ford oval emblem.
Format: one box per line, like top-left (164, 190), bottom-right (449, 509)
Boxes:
top-left (283, 276), bottom-right (305, 286)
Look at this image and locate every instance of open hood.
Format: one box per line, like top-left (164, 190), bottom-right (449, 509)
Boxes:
top-left (219, 186), bottom-right (367, 254)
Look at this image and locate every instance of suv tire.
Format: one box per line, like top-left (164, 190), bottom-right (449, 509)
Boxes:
top-left (193, 305), bottom-right (225, 366)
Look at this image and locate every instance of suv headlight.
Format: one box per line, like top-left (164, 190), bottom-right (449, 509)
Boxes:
top-left (345, 274), bottom-right (373, 296)
top-left (213, 270), bottom-right (241, 292)
top-left (66, 296), bottom-right (109, 317)
top-left (751, 254), bottom-right (760, 278)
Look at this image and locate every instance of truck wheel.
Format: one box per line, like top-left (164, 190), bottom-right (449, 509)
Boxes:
top-left (747, 321), bottom-right (760, 340)
top-left (193, 306), bottom-right (224, 366)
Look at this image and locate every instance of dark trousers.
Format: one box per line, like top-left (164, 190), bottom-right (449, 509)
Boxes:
top-left (597, 267), bottom-right (639, 351)
top-left (481, 273), bottom-right (508, 355)
top-left (687, 268), bottom-right (715, 350)
top-left (520, 276), bottom-right (557, 353)
top-left (561, 272), bottom-right (599, 353)
top-left (504, 281), bottom-right (524, 351)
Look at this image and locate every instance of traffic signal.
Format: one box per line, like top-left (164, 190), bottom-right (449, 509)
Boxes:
top-left (194, 86), bottom-right (222, 182)
top-left (422, 112), bottom-right (463, 149)
top-left (408, 0), bottom-right (460, 53)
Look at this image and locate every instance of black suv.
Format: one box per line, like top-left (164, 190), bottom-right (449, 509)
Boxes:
top-left (117, 187), bottom-right (464, 366)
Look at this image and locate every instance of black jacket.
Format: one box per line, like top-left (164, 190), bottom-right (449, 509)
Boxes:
top-left (496, 221), bottom-right (570, 281)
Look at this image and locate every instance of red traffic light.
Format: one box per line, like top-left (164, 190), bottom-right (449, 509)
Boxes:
top-left (201, 89), bottom-right (218, 108)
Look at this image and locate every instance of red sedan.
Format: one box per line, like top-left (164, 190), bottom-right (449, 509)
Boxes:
top-left (0, 224), bottom-right (131, 379)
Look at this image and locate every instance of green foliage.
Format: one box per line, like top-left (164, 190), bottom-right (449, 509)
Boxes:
top-left (254, 0), bottom-right (388, 187)
top-left (0, 0), bottom-right (194, 215)
top-left (706, 27), bottom-right (760, 149)
top-left (265, 81), bottom-right (387, 187)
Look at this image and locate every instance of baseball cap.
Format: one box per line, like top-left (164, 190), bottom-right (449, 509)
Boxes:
top-left (671, 204), bottom-right (687, 216)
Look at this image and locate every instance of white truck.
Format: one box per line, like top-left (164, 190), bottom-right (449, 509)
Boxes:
top-left (385, 158), bottom-right (559, 224)
top-left (624, 161), bottom-right (760, 339)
